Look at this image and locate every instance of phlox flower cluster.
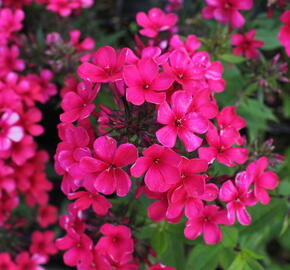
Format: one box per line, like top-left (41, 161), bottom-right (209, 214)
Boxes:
top-left (0, 0), bottom-right (94, 17)
top-left (0, 2), bottom-right (85, 269)
top-left (55, 6), bottom-right (281, 270)
top-left (202, 0), bottom-right (253, 29)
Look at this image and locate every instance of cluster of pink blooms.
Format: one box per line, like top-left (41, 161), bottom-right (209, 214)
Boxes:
top-left (0, 2), bottom-right (62, 269)
top-left (202, 0), bottom-right (253, 29)
top-left (0, 0), bottom-right (94, 17)
top-left (54, 6), bottom-right (281, 270)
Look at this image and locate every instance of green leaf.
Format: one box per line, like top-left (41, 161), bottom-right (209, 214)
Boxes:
top-left (256, 28), bottom-right (281, 50)
top-left (221, 226), bottom-right (238, 248)
top-left (219, 53), bottom-right (246, 64)
top-left (151, 229), bottom-right (168, 257)
top-left (242, 248), bottom-right (265, 260)
top-left (186, 244), bottom-right (222, 270)
top-left (238, 98), bottom-right (277, 141)
top-left (160, 234), bottom-right (185, 270)
top-left (282, 93), bottom-right (290, 118)
top-left (228, 253), bottom-right (247, 270)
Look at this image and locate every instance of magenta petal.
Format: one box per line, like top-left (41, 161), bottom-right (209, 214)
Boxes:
top-left (114, 144), bottom-right (138, 167)
top-left (151, 72), bottom-right (174, 90)
top-left (226, 202), bottom-right (236, 225)
top-left (148, 199), bottom-right (167, 222)
top-left (203, 223), bottom-right (222, 244)
top-left (171, 91), bottom-right (192, 116)
top-left (187, 113), bottom-right (208, 134)
top-left (94, 170), bottom-right (116, 195)
top-left (138, 58), bottom-right (159, 83)
top-left (77, 63), bottom-right (107, 82)
top-left (185, 198), bottom-right (203, 218)
top-left (236, 206), bottom-right (251, 225)
top-left (156, 125), bottom-right (177, 148)
top-left (178, 130), bottom-right (202, 152)
top-left (114, 168), bottom-right (131, 197)
top-left (123, 65), bottom-right (143, 86)
top-left (259, 171), bottom-right (278, 190)
top-left (63, 248), bottom-right (79, 266)
top-left (158, 163), bottom-right (180, 185)
top-left (145, 90), bottom-right (166, 104)
top-left (184, 175), bottom-right (205, 197)
top-left (80, 157), bottom-right (108, 173)
top-left (157, 102), bottom-right (174, 124)
top-left (126, 86), bottom-right (145, 106)
top-left (254, 186), bottom-right (270, 205)
top-left (93, 136), bottom-right (117, 163)
top-left (219, 180), bottom-right (238, 202)
top-left (166, 202), bottom-right (183, 219)
top-left (130, 157), bottom-right (152, 177)
top-left (94, 46), bottom-right (116, 68)
top-left (145, 166), bottom-right (169, 192)
top-left (184, 219), bottom-right (203, 240)
top-left (61, 92), bottom-right (83, 111)
top-left (230, 10), bottom-right (245, 29)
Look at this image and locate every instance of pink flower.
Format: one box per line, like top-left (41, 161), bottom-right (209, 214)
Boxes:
top-left (202, 0), bottom-right (253, 29)
top-left (123, 58), bottom-right (174, 105)
top-left (16, 252), bottom-right (46, 270)
top-left (156, 91), bottom-right (208, 152)
top-left (231, 30), bottom-right (264, 59)
top-left (96, 224), bottom-right (134, 262)
top-left (184, 205), bottom-right (229, 244)
top-left (56, 233), bottom-right (93, 266)
top-left (21, 108), bottom-right (44, 136)
top-left (55, 125), bottom-right (91, 179)
top-left (217, 106), bottom-right (246, 131)
top-left (136, 8), bottom-right (178, 38)
top-left (78, 46), bottom-right (128, 83)
top-left (219, 173), bottom-right (256, 225)
top-left (47, 0), bottom-right (79, 17)
top-left (278, 10), bottom-right (290, 56)
top-left (80, 136), bottom-right (138, 196)
top-left (0, 109), bottom-right (24, 151)
top-left (69, 30), bottom-right (95, 53)
top-left (246, 157), bottom-right (279, 204)
top-left (60, 81), bottom-right (100, 123)
top-left (131, 144), bottom-right (181, 192)
top-left (37, 204), bottom-right (58, 228)
top-left (0, 8), bottom-right (24, 37)
top-left (0, 45), bottom-right (25, 78)
top-left (198, 124), bottom-right (248, 167)
top-left (30, 231), bottom-right (58, 257)
top-left (166, 157), bottom-right (218, 219)
top-left (68, 191), bottom-right (111, 215)
top-left (190, 52), bottom-right (225, 93)
top-left (0, 160), bottom-right (15, 196)
top-left (169, 35), bottom-right (201, 56)
top-left (163, 50), bottom-right (198, 88)
top-left (0, 253), bottom-right (17, 270)
top-left (77, 249), bottom-right (111, 270)
top-left (10, 135), bottom-right (36, 166)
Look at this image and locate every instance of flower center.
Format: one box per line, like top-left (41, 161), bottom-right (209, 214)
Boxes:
top-left (143, 84), bottom-right (150, 90)
top-left (175, 118), bottom-right (183, 127)
top-left (153, 158), bottom-right (160, 164)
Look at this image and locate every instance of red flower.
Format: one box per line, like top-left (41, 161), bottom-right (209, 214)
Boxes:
top-left (231, 30), bottom-right (264, 59)
top-left (80, 136), bottom-right (138, 196)
top-left (56, 233), bottom-right (93, 266)
top-left (131, 144), bottom-right (181, 193)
